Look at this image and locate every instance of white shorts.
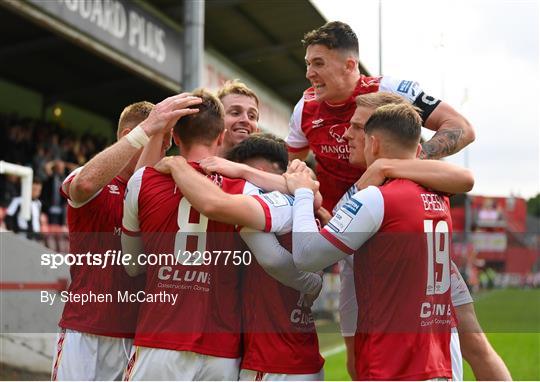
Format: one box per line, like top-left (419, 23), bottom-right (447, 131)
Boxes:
top-left (239, 369), bottom-right (323, 381)
top-left (123, 346), bottom-right (241, 381)
top-left (450, 328), bottom-right (463, 381)
top-left (51, 328), bottom-right (132, 381)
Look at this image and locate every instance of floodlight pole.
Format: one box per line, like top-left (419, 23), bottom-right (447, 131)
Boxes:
top-left (462, 88), bottom-right (472, 244)
top-left (378, 0), bottom-right (383, 75)
top-left (183, 0), bottom-right (205, 91)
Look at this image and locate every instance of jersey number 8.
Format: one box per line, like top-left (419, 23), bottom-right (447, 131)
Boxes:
top-left (175, 198), bottom-right (209, 265)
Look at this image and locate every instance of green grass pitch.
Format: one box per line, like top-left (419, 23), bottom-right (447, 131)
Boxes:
top-left (320, 288), bottom-right (540, 380)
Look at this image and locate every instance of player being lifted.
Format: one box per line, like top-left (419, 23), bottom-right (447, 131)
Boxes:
top-left (52, 94), bottom-right (201, 381)
top-left (121, 90), bottom-right (297, 381)
top-left (287, 21), bottom-right (475, 211)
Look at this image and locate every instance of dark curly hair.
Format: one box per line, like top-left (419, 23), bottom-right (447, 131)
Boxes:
top-left (226, 133), bottom-right (288, 174)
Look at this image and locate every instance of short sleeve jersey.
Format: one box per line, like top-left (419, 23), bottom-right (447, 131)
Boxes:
top-left (287, 75), bottom-right (441, 210)
top-left (59, 167), bottom-right (145, 337)
top-left (122, 164), bottom-right (293, 358)
top-left (334, 184), bottom-right (472, 332)
top-left (240, 233), bottom-right (324, 374)
top-left (322, 180), bottom-right (453, 380)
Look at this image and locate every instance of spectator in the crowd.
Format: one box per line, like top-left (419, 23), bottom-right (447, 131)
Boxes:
top-left (1, 112), bottom-right (110, 225)
top-left (32, 144), bottom-right (49, 181)
top-left (5, 178), bottom-right (43, 239)
top-left (42, 159), bottom-right (68, 225)
top-left (49, 133), bottom-right (63, 160)
top-left (0, 174), bottom-right (20, 207)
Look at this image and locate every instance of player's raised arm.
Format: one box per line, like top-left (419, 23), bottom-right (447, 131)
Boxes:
top-left (67, 94), bottom-right (201, 204)
top-left (356, 158), bottom-right (474, 194)
top-left (135, 93), bottom-right (202, 170)
top-left (154, 156), bottom-right (269, 231)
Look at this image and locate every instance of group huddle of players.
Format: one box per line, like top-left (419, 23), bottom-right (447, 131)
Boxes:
top-left (51, 21), bottom-right (512, 381)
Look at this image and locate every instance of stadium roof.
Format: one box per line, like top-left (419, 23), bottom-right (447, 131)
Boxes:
top-left (0, 0), bottom-right (370, 121)
top-left (150, 0), bottom-right (369, 103)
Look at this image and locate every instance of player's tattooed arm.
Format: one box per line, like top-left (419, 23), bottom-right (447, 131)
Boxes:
top-left (420, 101), bottom-right (475, 159)
top-left (420, 128), bottom-right (464, 159)
top-left (356, 159), bottom-right (474, 194)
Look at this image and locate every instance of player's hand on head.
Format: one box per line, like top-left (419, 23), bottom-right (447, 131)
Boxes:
top-left (355, 158), bottom-right (388, 190)
top-left (199, 156), bottom-right (244, 177)
top-left (140, 93), bottom-right (202, 137)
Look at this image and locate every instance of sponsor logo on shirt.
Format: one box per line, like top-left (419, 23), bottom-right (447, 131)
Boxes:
top-left (343, 198), bottom-right (362, 215)
top-left (320, 144), bottom-right (350, 160)
top-left (157, 267), bottom-right (211, 292)
top-left (329, 124), bottom-right (346, 143)
top-left (262, 191), bottom-right (292, 208)
top-left (312, 118), bottom-right (324, 128)
top-left (327, 209), bottom-right (353, 233)
top-left (107, 184), bottom-right (120, 195)
top-left (419, 302), bottom-right (452, 327)
top-left (398, 80), bottom-right (413, 93)
top-left (290, 294), bottom-right (314, 326)
top-left (397, 80), bottom-right (420, 100)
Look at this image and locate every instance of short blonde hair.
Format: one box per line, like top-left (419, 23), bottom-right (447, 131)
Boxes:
top-left (217, 79), bottom-right (259, 108)
top-left (117, 101), bottom-right (154, 136)
top-left (355, 92), bottom-right (406, 109)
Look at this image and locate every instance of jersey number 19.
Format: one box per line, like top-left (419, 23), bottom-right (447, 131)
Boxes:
top-left (424, 219), bottom-right (450, 296)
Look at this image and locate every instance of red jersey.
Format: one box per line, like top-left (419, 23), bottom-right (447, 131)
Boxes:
top-left (122, 164), bottom-right (285, 359)
top-left (59, 168), bottom-right (144, 337)
top-left (287, 75), bottom-right (441, 210)
top-left (241, 234), bottom-right (324, 374)
top-left (322, 180), bottom-right (452, 380)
